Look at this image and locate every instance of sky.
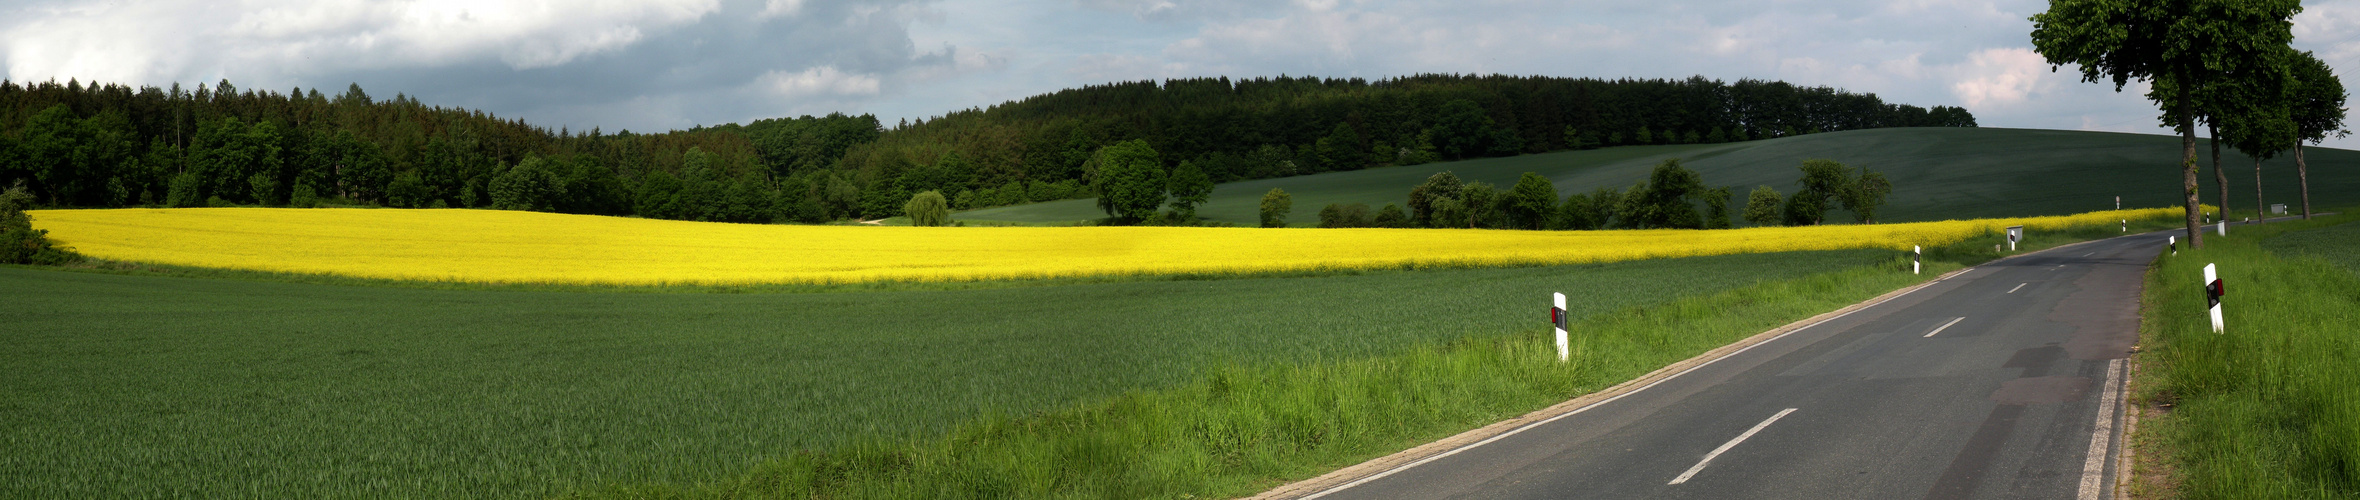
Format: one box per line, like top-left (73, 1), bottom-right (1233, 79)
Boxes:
top-left (7, 0), bottom-right (2360, 149)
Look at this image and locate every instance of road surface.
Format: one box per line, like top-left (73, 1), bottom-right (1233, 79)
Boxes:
top-left (1301, 231), bottom-right (2167, 499)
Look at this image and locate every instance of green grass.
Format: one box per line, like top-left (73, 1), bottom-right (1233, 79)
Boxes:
top-left (626, 262), bottom-right (1953, 499)
top-left (2259, 217), bottom-right (2360, 275)
top-left (0, 249), bottom-right (1896, 498)
top-left (2135, 210), bottom-right (2360, 498)
top-left (954, 127), bottom-right (2360, 226)
top-left (569, 217), bottom-right (2173, 498)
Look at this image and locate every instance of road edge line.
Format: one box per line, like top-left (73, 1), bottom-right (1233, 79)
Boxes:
top-left (1250, 265), bottom-right (1974, 500)
top-left (2078, 357), bottom-right (2127, 499)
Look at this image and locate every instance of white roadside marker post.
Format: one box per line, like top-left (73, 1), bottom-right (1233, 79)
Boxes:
top-left (1913, 245), bottom-right (1922, 275)
top-left (2203, 264), bottom-right (2225, 334)
top-left (1551, 292), bottom-right (1570, 362)
top-left (2122, 219), bottom-right (2127, 232)
top-left (2116, 195), bottom-right (2121, 210)
top-left (2168, 236), bottom-right (2177, 256)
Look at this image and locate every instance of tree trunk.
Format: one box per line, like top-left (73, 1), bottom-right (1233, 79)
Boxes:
top-left (2254, 155), bottom-right (2264, 223)
top-left (2209, 121), bottom-right (2226, 220)
top-left (2298, 143), bottom-right (2312, 219)
top-left (2182, 84), bottom-right (2204, 249)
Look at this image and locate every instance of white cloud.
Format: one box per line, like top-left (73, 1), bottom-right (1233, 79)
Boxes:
top-left (1948, 47), bottom-right (2051, 109)
top-left (758, 0), bottom-right (806, 19)
top-left (1, 0), bottom-right (721, 84)
top-left (757, 65), bottom-right (882, 99)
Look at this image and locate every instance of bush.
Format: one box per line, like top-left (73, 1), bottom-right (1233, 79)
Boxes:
top-left (1258, 188), bottom-right (1292, 228)
top-left (490, 157), bottom-right (568, 212)
top-left (166, 172), bottom-right (203, 208)
top-left (905, 190), bottom-right (952, 227)
top-left (1374, 204), bottom-right (1408, 228)
top-left (290, 184), bottom-right (321, 208)
top-left (0, 182), bottom-right (79, 265)
top-left (1744, 185), bottom-right (1784, 227)
top-left (1317, 203), bottom-right (1373, 228)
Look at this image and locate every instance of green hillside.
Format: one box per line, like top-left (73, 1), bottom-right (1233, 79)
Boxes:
top-left (957, 127), bottom-right (2360, 225)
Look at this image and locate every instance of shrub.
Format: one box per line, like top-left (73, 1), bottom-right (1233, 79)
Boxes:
top-left (0, 182), bottom-right (79, 265)
top-left (166, 172), bottom-right (203, 208)
top-left (1373, 204), bottom-right (1408, 228)
top-left (1745, 185), bottom-right (1784, 227)
top-left (905, 190), bottom-right (952, 227)
top-left (1258, 188), bottom-right (1292, 228)
top-left (1317, 203), bottom-right (1373, 228)
top-left (290, 184), bottom-right (321, 208)
top-left (490, 157), bottom-right (568, 212)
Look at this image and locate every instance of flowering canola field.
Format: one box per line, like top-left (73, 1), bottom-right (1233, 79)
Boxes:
top-left (26, 207), bottom-right (2182, 285)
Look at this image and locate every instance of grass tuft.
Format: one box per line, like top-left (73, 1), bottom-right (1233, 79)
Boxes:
top-left (2136, 210), bottom-right (2360, 499)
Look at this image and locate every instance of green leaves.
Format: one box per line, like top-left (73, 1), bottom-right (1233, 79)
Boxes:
top-left (1090, 139), bottom-right (1166, 223)
top-left (1257, 188), bottom-right (1292, 228)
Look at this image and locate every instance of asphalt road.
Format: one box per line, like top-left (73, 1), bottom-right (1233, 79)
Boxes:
top-left (1309, 231), bottom-right (2168, 500)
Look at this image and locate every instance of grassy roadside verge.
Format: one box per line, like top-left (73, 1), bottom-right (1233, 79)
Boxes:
top-left (580, 214), bottom-right (2186, 499)
top-left (2129, 211), bottom-right (2360, 499)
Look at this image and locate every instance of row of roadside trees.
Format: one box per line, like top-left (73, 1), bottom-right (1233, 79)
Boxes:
top-left (2031, 0), bottom-right (2348, 248)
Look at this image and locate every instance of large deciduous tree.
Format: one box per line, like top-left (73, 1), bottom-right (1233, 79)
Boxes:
top-left (2031, 0), bottom-right (2301, 248)
top-left (1744, 185), bottom-right (1784, 227)
top-left (903, 190), bottom-right (951, 226)
top-left (1791, 159), bottom-right (1851, 226)
top-left (1090, 139), bottom-right (1166, 223)
top-left (1258, 188), bottom-right (1293, 228)
top-left (1166, 160), bottom-right (1214, 220)
top-left (1407, 171), bottom-right (1465, 228)
top-left (2287, 51), bottom-right (2349, 219)
top-left (1620, 159), bottom-right (1707, 229)
top-left (1506, 172), bottom-right (1559, 230)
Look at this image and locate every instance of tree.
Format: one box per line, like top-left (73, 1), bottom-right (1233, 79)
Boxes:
top-left (2221, 98), bottom-right (2294, 222)
top-left (1090, 139), bottom-right (1166, 223)
top-left (1407, 171), bottom-right (1464, 227)
top-left (0, 181), bottom-right (76, 264)
top-left (2030, 0), bottom-right (2302, 248)
top-left (1581, 186), bottom-right (1623, 230)
top-left (2287, 51), bottom-right (2348, 219)
top-left (1701, 186), bottom-right (1734, 229)
top-left (490, 155), bottom-right (567, 212)
top-left (1317, 122), bottom-right (1363, 170)
top-left (1317, 203), bottom-right (1373, 228)
top-left (1792, 159), bottom-right (1850, 225)
top-left (904, 190), bottom-right (952, 226)
top-left (1167, 160), bottom-right (1214, 220)
top-left (1621, 159), bottom-right (1707, 229)
top-left (1744, 185), bottom-right (1784, 227)
top-left (1506, 172), bottom-right (1558, 230)
top-left (1837, 168), bottom-right (1893, 224)
top-left (1783, 190), bottom-right (1825, 226)
top-left (1259, 188), bottom-right (1293, 228)
top-left (1557, 192), bottom-right (1596, 230)
top-left (1433, 100), bottom-right (1495, 159)
top-left (1460, 182), bottom-right (1501, 229)
top-left (1374, 203), bottom-right (1408, 228)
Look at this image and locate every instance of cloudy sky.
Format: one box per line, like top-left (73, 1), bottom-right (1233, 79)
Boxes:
top-left (8, 0), bottom-right (2360, 148)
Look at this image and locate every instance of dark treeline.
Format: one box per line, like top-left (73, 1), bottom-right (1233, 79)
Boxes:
top-left (0, 74), bottom-right (1972, 223)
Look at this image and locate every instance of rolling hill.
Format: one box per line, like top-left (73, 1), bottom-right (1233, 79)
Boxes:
top-left (956, 127), bottom-right (2360, 225)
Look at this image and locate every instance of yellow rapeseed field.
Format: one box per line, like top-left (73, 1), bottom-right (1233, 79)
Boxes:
top-left (26, 207), bottom-right (2184, 285)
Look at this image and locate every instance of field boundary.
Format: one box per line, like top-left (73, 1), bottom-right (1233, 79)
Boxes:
top-left (1249, 236), bottom-right (2138, 500)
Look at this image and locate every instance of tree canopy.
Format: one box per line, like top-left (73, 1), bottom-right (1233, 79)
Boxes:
top-left (0, 74), bottom-right (1972, 226)
top-left (2030, 0), bottom-right (2302, 247)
